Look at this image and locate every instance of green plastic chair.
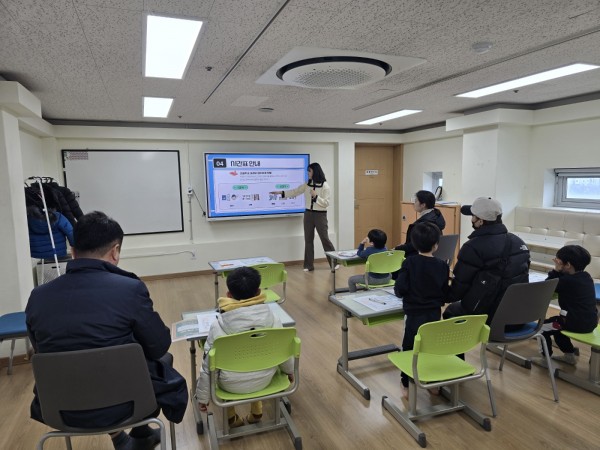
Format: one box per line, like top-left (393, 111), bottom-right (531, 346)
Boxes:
top-left (250, 263), bottom-right (287, 303)
top-left (206, 328), bottom-right (302, 450)
top-left (356, 250), bottom-right (405, 290)
top-left (382, 315), bottom-right (494, 448)
top-left (555, 325), bottom-right (600, 396)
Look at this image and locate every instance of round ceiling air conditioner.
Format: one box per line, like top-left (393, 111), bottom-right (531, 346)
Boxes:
top-left (276, 56), bottom-right (392, 89)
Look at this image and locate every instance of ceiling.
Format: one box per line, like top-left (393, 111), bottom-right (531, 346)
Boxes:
top-left (1, 0), bottom-right (600, 133)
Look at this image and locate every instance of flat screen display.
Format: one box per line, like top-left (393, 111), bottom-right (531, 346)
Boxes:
top-left (204, 153), bottom-right (310, 220)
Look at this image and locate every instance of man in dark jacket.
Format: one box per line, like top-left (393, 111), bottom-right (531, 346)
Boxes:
top-left (444, 197), bottom-right (530, 323)
top-left (26, 211), bottom-right (187, 450)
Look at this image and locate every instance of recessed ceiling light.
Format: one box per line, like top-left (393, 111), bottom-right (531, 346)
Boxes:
top-left (456, 63), bottom-right (600, 98)
top-left (143, 97), bottom-right (173, 118)
top-left (145, 15), bottom-right (203, 79)
top-left (356, 109), bottom-right (422, 125)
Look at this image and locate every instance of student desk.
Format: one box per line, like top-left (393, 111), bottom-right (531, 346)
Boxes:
top-left (329, 289), bottom-right (404, 400)
top-left (208, 256), bottom-right (276, 306)
top-left (181, 303), bottom-right (295, 434)
top-left (325, 250), bottom-right (365, 297)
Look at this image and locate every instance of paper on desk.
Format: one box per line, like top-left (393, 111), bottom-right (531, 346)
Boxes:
top-left (171, 311), bottom-right (219, 342)
top-left (529, 271), bottom-right (548, 283)
top-left (338, 250), bottom-right (358, 257)
top-left (210, 256), bottom-right (273, 270)
top-left (353, 292), bottom-right (403, 312)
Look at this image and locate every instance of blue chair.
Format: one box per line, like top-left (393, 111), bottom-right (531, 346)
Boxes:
top-left (594, 283), bottom-right (600, 303)
top-left (0, 312), bottom-right (30, 375)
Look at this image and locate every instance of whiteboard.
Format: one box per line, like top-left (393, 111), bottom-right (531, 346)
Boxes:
top-left (62, 150), bottom-right (183, 235)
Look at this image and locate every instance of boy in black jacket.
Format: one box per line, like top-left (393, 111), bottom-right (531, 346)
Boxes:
top-left (532, 245), bottom-right (598, 368)
top-left (394, 222), bottom-right (450, 396)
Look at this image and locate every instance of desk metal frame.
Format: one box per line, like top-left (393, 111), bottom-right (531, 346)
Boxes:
top-left (329, 290), bottom-right (403, 400)
top-left (181, 303), bottom-right (295, 434)
top-left (325, 250), bottom-right (365, 297)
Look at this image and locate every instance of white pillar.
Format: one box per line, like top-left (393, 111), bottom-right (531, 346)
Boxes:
top-left (335, 140), bottom-right (355, 249)
top-left (0, 109), bottom-right (34, 313)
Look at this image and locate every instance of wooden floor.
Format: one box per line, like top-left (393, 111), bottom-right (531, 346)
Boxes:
top-left (2, 262), bottom-right (600, 450)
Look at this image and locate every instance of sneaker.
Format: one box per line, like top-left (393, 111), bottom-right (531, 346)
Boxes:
top-left (246, 413), bottom-right (262, 424)
top-left (130, 428), bottom-right (160, 450)
top-left (531, 356), bottom-right (551, 369)
top-left (228, 413), bottom-right (244, 428)
top-left (303, 268), bottom-right (314, 272)
top-left (552, 353), bottom-right (577, 365)
top-left (334, 264), bottom-right (340, 270)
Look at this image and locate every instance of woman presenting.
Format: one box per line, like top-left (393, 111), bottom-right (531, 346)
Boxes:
top-left (271, 162), bottom-right (336, 271)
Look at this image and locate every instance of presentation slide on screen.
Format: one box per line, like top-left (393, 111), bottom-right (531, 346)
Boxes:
top-left (205, 153), bottom-right (309, 219)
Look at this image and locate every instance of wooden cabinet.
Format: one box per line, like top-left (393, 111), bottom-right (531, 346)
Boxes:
top-left (399, 202), bottom-right (461, 263)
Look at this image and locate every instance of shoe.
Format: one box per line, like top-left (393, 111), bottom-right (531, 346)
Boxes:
top-left (228, 413), bottom-right (244, 428)
top-left (303, 268), bottom-right (314, 272)
top-left (130, 428), bottom-right (160, 450)
top-left (334, 264), bottom-right (340, 270)
top-left (400, 384), bottom-right (409, 400)
top-left (246, 413), bottom-right (262, 424)
top-left (112, 432), bottom-right (133, 450)
top-left (531, 356), bottom-right (551, 369)
top-left (552, 353), bottom-right (577, 365)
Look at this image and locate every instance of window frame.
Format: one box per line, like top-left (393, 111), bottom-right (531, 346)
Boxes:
top-left (554, 167), bottom-right (600, 209)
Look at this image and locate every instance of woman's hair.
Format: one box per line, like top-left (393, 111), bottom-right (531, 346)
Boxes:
top-left (415, 190), bottom-right (436, 209)
top-left (308, 162), bottom-right (327, 184)
top-left (556, 245), bottom-right (591, 272)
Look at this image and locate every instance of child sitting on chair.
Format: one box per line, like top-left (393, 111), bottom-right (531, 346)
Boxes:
top-left (195, 267), bottom-right (294, 427)
top-left (532, 245), bottom-right (598, 368)
top-left (348, 229), bottom-right (391, 292)
top-left (394, 222), bottom-right (449, 397)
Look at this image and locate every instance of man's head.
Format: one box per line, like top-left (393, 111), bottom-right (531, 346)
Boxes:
top-left (411, 222), bottom-right (441, 253)
top-left (555, 245), bottom-right (591, 273)
top-left (368, 229), bottom-right (387, 249)
top-left (461, 197), bottom-right (503, 229)
top-left (226, 267), bottom-right (262, 300)
top-left (72, 211), bottom-right (124, 264)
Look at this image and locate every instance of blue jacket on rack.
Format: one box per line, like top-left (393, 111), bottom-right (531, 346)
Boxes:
top-left (27, 210), bottom-right (74, 259)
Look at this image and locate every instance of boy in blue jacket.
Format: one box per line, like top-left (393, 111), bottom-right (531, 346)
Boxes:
top-left (348, 229), bottom-right (390, 292)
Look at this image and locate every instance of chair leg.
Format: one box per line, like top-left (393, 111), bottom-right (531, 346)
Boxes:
top-left (485, 367), bottom-right (497, 417)
top-left (498, 345), bottom-right (508, 371)
top-left (207, 412), bottom-right (219, 450)
top-left (381, 396), bottom-right (427, 448)
top-left (537, 335), bottom-right (559, 402)
top-left (66, 436), bottom-right (73, 450)
top-left (8, 338), bottom-right (16, 375)
top-left (169, 421), bottom-right (176, 450)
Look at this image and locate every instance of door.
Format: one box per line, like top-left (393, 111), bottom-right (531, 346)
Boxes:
top-left (354, 145), bottom-right (397, 247)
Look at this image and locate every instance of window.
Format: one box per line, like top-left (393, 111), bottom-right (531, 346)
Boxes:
top-left (423, 171), bottom-right (443, 199)
top-left (554, 168), bottom-right (600, 209)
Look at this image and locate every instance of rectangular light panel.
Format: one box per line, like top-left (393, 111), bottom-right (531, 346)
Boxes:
top-left (356, 109), bottom-right (422, 125)
top-left (456, 63), bottom-right (600, 98)
top-left (145, 15), bottom-right (203, 79)
top-left (143, 97), bottom-right (173, 117)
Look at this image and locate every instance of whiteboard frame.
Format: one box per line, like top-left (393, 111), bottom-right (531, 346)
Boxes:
top-left (62, 149), bottom-right (184, 235)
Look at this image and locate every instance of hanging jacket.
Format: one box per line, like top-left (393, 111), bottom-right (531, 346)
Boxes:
top-left (27, 208), bottom-right (74, 259)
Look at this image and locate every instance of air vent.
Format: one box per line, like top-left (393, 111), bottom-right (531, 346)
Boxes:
top-left (257, 47), bottom-right (426, 90)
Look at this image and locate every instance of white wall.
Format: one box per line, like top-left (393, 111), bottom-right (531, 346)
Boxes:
top-left (527, 117), bottom-right (600, 207)
top-left (48, 126), bottom-right (404, 276)
top-left (402, 135), bottom-right (463, 202)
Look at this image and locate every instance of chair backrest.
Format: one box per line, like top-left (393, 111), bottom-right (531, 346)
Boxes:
top-left (490, 278), bottom-right (558, 342)
top-left (414, 315), bottom-right (489, 355)
top-left (489, 279), bottom-right (559, 342)
top-left (365, 250), bottom-right (405, 275)
top-left (32, 343), bottom-right (158, 432)
top-left (209, 328), bottom-right (300, 372)
top-left (433, 234), bottom-right (459, 265)
top-left (249, 263), bottom-right (287, 289)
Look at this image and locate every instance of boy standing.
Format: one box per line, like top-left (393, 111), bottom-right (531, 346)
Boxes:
top-left (348, 229), bottom-right (391, 292)
top-left (196, 267), bottom-right (294, 427)
top-left (533, 245), bottom-right (598, 367)
top-left (394, 222), bottom-right (449, 396)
